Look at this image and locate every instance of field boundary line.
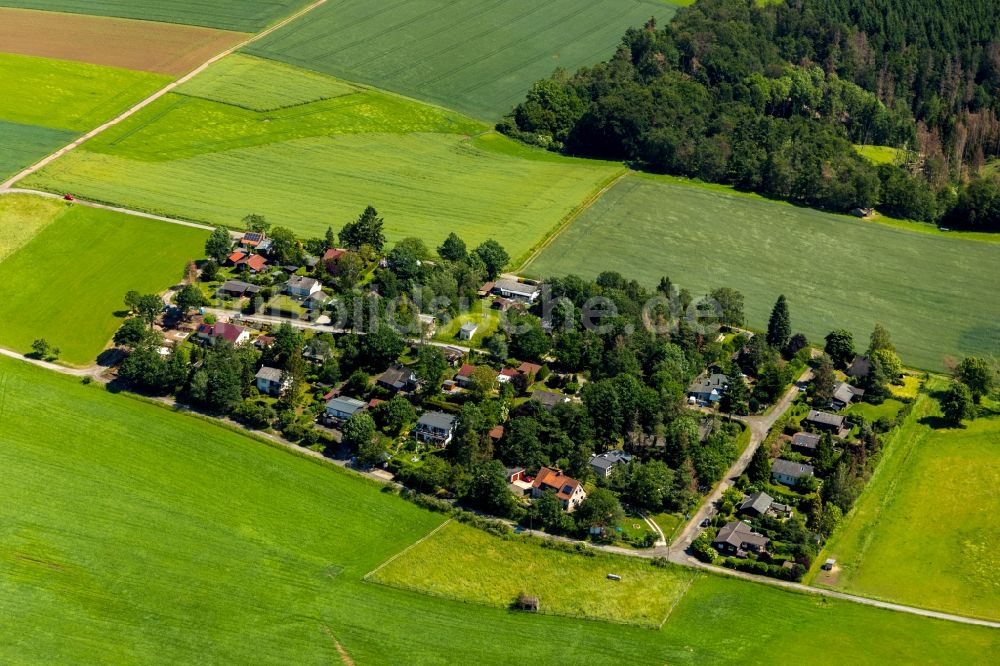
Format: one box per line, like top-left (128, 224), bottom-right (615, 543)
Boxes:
top-left (362, 519), bottom-right (452, 581)
top-left (0, 0), bottom-right (329, 190)
top-left (657, 571), bottom-right (698, 630)
top-left (515, 168), bottom-right (629, 273)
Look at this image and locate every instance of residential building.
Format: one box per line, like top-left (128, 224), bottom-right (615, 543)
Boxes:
top-left (517, 362), bottom-right (542, 380)
top-left (325, 396), bottom-right (366, 422)
top-left (830, 381), bottom-right (865, 411)
top-left (713, 521), bottom-right (770, 557)
top-left (687, 373), bottom-right (729, 405)
top-left (791, 432), bottom-right (821, 455)
top-left (285, 275), bottom-right (322, 299)
top-left (217, 280), bottom-right (260, 298)
top-left (738, 491), bottom-right (774, 517)
top-left (458, 322), bottom-right (478, 340)
top-left (240, 231), bottom-right (267, 250)
top-left (255, 366), bottom-right (289, 396)
top-left (227, 250), bottom-right (246, 266)
top-left (196, 321), bottom-right (250, 346)
top-left (304, 290), bottom-right (331, 310)
top-left (506, 467), bottom-right (532, 496)
top-left (531, 467), bottom-right (586, 511)
top-left (413, 411), bottom-right (456, 446)
top-left (377, 365), bottom-right (417, 393)
top-left (771, 458), bottom-right (815, 486)
top-left (847, 355), bottom-right (871, 379)
top-left (454, 364), bottom-right (475, 388)
top-left (804, 410), bottom-right (847, 436)
top-left (588, 450), bottom-right (633, 479)
top-left (531, 389), bottom-right (569, 411)
top-left (498, 367), bottom-right (518, 384)
top-left (493, 279), bottom-right (541, 303)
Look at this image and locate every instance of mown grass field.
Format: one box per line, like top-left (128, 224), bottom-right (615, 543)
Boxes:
top-left (810, 381), bottom-right (1000, 621)
top-left (370, 520), bottom-right (693, 627)
top-left (0, 0), bottom-right (309, 31)
top-left (0, 195), bottom-right (206, 364)
top-left (0, 53), bottom-right (169, 132)
top-left (525, 174), bottom-right (1000, 371)
top-left (246, 0), bottom-right (677, 120)
top-left (1, 356), bottom-right (996, 664)
top-left (25, 57), bottom-right (622, 262)
top-left (854, 144), bottom-right (905, 166)
top-left (0, 120), bottom-right (75, 182)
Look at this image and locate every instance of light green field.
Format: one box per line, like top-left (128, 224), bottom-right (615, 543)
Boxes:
top-left (246, 0), bottom-right (677, 120)
top-left (525, 174), bottom-right (1000, 371)
top-left (175, 54), bottom-right (357, 111)
top-left (0, 0), bottom-right (310, 31)
top-left (854, 144), bottom-right (905, 166)
top-left (845, 399), bottom-right (906, 422)
top-left (25, 58), bottom-right (622, 262)
top-left (0, 195), bottom-right (206, 364)
top-left (811, 383), bottom-right (1000, 621)
top-left (0, 53), bottom-right (169, 132)
top-left (0, 195), bottom-right (64, 261)
top-left (370, 520), bottom-right (693, 627)
top-left (0, 120), bottom-right (76, 181)
top-left (1, 356), bottom-right (996, 664)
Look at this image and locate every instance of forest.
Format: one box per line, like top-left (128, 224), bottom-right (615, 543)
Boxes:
top-left (501, 0), bottom-right (1000, 230)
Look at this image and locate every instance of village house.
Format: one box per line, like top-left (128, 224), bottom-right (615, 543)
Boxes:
top-left (493, 279), bottom-right (541, 303)
top-left (530, 389), bottom-right (569, 412)
top-left (303, 290), bottom-right (331, 310)
top-left (217, 280), bottom-right (260, 299)
top-left (713, 521), bottom-right (770, 557)
top-left (325, 396), bottom-right (366, 422)
top-left (791, 432), bottom-right (821, 455)
top-left (454, 363), bottom-right (476, 388)
top-left (517, 362), bottom-right (543, 380)
top-left (804, 410), bottom-right (848, 436)
top-left (847, 355), bottom-right (871, 379)
top-left (458, 322), bottom-right (479, 340)
top-left (830, 381), bottom-right (865, 411)
top-left (498, 367), bottom-right (518, 384)
top-left (376, 364), bottom-right (417, 393)
top-left (506, 467), bottom-right (533, 496)
top-left (531, 467), bottom-right (586, 511)
top-left (285, 275), bottom-right (322, 300)
top-left (588, 450), bottom-right (633, 479)
top-left (413, 411), bottom-right (456, 446)
top-left (196, 321), bottom-right (250, 346)
top-left (255, 366), bottom-right (289, 396)
top-left (738, 491), bottom-right (793, 519)
top-left (771, 458), bottom-right (815, 486)
top-left (687, 373), bottom-right (729, 406)
top-left (239, 231), bottom-right (270, 252)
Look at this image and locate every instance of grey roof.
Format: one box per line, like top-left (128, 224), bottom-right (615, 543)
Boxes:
top-left (219, 279), bottom-right (259, 294)
top-left (459, 322), bottom-right (478, 333)
top-left (806, 410), bottom-right (845, 427)
top-left (771, 458), bottom-right (815, 479)
top-left (286, 275), bottom-right (320, 291)
top-left (255, 366), bottom-right (283, 383)
top-left (792, 432), bottom-right (821, 450)
top-left (326, 396), bottom-right (366, 415)
top-left (589, 450), bottom-right (633, 471)
top-left (739, 491), bottom-right (773, 515)
top-left (417, 411), bottom-right (456, 431)
top-left (531, 390), bottom-right (567, 408)
top-left (688, 373), bottom-right (729, 394)
top-left (494, 279), bottom-right (540, 297)
top-left (832, 381), bottom-right (862, 407)
top-left (714, 521), bottom-right (769, 549)
top-left (378, 365), bottom-right (414, 389)
top-left (847, 355), bottom-right (871, 377)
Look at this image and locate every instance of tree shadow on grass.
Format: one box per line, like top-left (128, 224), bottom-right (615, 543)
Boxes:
top-left (919, 415), bottom-right (960, 430)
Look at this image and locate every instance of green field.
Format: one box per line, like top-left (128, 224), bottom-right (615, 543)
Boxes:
top-left (0, 194), bottom-right (64, 260)
top-left (370, 520), bottom-right (693, 627)
top-left (0, 195), bottom-right (206, 364)
top-left (845, 398), bottom-right (906, 422)
top-left (0, 0), bottom-right (308, 31)
top-left (1, 355), bottom-right (996, 664)
top-left (0, 120), bottom-right (76, 182)
top-left (854, 144), bottom-right (905, 166)
top-left (246, 0), bottom-right (677, 120)
top-left (811, 383), bottom-right (1000, 621)
top-left (0, 53), bottom-right (169, 132)
top-left (525, 174), bottom-right (1000, 371)
top-left (25, 57), bottom-right (622, 261)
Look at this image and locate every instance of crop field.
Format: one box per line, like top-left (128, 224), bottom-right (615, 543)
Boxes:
top-left (25, 58), bottom-right (622, 261)
top-left (0, 194), bottom-right (64, 260)
top-left (369, 520), bottom-right (694, 627)
top-left (0, 53), bottom-right (169, 132)
top-left (525, 174), bottom-right (1000, 371)
top-left (0, 8), bottom-right (245, 75)
top-left (0, 0), bottom-right (310, 31)
top-left (0, 195), bottom-right (206, 364)
top-left (811, 383), bottom-right (1000, 621)
top-left (0, 120), bottom-right (75, 182)
top-left (1, 356), bottom-right (996, 664)
top-left (246, 0), bottom-right (677, 120)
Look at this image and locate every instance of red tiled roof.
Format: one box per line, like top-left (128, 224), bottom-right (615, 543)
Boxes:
top-left (456, 363), bottom-right (475, 378)
top-left (199, 321), bottom-right (247, 343)
top-left (500, 368), bottom-right (518, 378)
top-left (242, 232), bottom-right (264, 247)
top-left (243, 254), bottom-right (267, 272)
top-left (518, 362), bottom-right (542, 377)
top-left (488, 425), bottom-right (505, 440)
top-left (228, 251), bottom-right (246, 263)
top-left (531, 467), bottom-right (581, 502)
top-left (323, 248), bottom-right (347, 263)
top-left (368, 398), bottom-right (386, 408)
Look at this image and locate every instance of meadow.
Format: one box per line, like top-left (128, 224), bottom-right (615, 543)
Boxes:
top-left (1, 355), bottom-right (996, 664)
top-left (810, 381), bottom-right (1000, 621)
top-left (0, 0), bottom-right (309, 31)
top-left (0, 120), bottom-right (75, 182)
top-left (854, 144), bottom-right (905, 166)
top-left (0, 7), bottom-right (245, 75)
top-left (26, 57), bottom-right (622, 262)
top-left (246, 0), bottom-right (677, 120)
top-left (369, 520), bottom-right (694, 627)
top-left (525, 174), bottom-right (1000, 371)
top-left (0, 195), bottom-right (206, 364)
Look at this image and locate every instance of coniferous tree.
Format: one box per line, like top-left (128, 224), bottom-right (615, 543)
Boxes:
top-left (766, 295), bottom-right (791, 350)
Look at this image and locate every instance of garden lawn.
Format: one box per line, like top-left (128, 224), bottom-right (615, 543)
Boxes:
top-left (810, 383), bottom-right (1000, 621)
top-left (0, 53), bottom-right (169, 132)
top-left (525, 174), bottom-right (1000, 372)
top-left (0, 0), bottom-right (310, 31)
top-left (0, 121), bottom-right (75, 183)
top-left (0, 356), bottom-right (996, 663)
top-left (433, 301), bottom-right (500, 348)
top-left (246, 0), bottom-right (676, 120)
top-left (0, 197), bottom-right (206, 364)
top-left (844, 399), bottom-right (905, 422)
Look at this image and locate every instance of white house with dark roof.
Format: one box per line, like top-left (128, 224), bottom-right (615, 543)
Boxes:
top-left (325, 396), bottom-right (366, 422)
top-left (687, 373), bottom-right (729, 405)
top-left (588, 450), bottom-right (633, 479)
top-left (285, 275), bottom-right (322, 299)
top-left (713, 521), bottom-right (769, 557)
top-left (255, 366), bottom-right (289, 396)
top-left (771, 458), bottom-right (815, 486)
top-left (493, 279), bottom-right (541, 303)
top-left (413, 411), bottom-right (456, 446)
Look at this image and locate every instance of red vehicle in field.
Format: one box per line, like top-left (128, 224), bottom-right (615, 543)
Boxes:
top-left (62, 193), bottom-right (75, 201)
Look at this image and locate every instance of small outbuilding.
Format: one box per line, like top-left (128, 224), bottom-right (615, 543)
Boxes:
top-left (516, 593), bottom-right (540, 612)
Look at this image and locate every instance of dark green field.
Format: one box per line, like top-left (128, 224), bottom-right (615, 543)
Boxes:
top-left (0, 119), bottom-right (75, 181)
top-left (526, 175), bottom-right (1000, 371)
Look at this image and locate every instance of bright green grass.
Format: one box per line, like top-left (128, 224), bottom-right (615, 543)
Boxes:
top-left (246, 0), bottom-right (677, 121)
top-left (0, 194), bottom-right (64, 260)
top-left (810, 382), bottom-right (1000, 621)
top-left (525, 174), bottom-right (1000, 372)
top-left (0, 0), bottom-right (309, 31)
top-left (854, 144), bottom-right (904, 166)
top-left (0, 53), bottom-right (169, 132)
top-left (0, 120), bottom-right (76, 181)
top-left (650, 512), bottom-right (684, 543)
top-left (175, 54), bottom-right (357, 112)
top-left (370, 520), bottom-right (693, 627)
top-left (0, 197), bottom-right (206, 364)
top-left (0, 357), bottom-right (997, 664)
top-left (433, 300), bottom-right (500, 348)
top-left (844, 399), bottom-right (905, 422)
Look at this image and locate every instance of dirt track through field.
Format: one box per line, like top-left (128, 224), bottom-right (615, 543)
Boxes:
top-left (0, 8), bottom-right (246, 75)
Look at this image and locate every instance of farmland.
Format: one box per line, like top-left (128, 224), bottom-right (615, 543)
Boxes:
top-left (246, 0), bottom-right (677, 120)
top-left (0, 0), bottom-right (310, 32)
top-left (0, 8), bottom-right (245, 75)
top-left (810, 382), bottom-right (1000, 621)
top-left (1, 356), bottom-right (996, 664)
top-left (0, 195), bottom-right (206, 364)
top-left (0, 120), bottom-right (75, 182)
top-left (24, 57), bottom-right (622, 261)
top-left (369, 520), bottom-right (694, 627)
top-left (524, 174), bottom-right (1000, 371)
